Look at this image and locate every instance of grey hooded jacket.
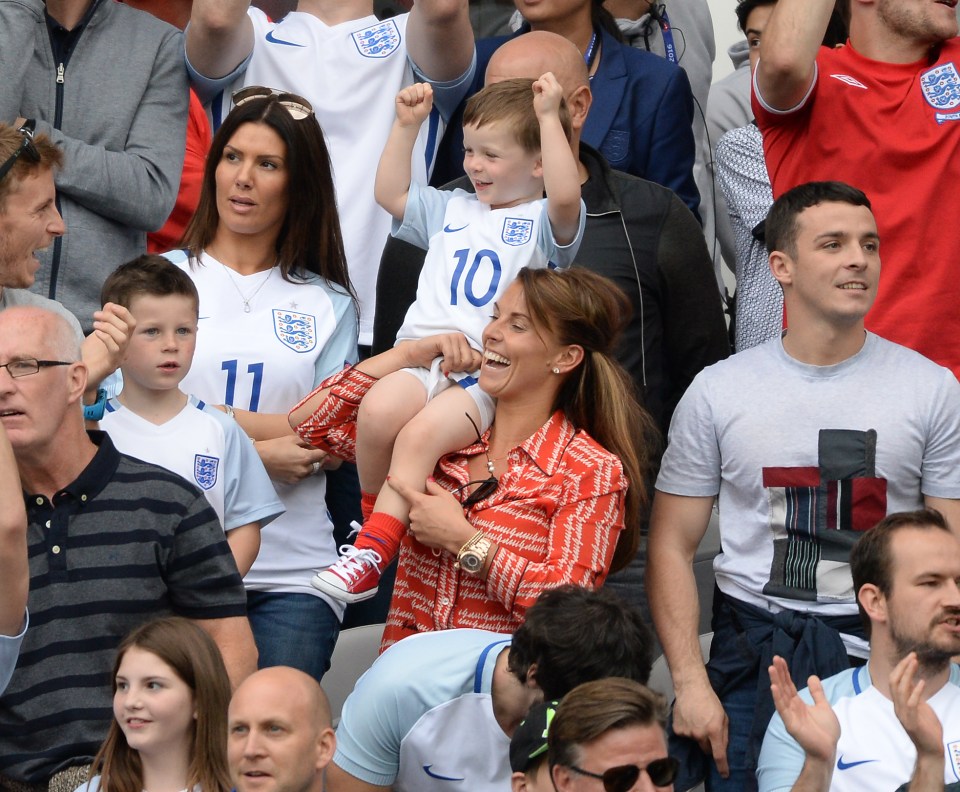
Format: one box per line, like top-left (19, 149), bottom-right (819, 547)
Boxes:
top-left (0, 0), bottom-right (187, 331)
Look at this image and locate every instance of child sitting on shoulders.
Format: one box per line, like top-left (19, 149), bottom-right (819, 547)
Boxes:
top-left (312, 73), bottom-right (585, 602)
top-left (99, 255), bottom-right (283, 576)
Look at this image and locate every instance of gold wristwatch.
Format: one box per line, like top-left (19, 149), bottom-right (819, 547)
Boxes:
top-left (456, 531), bottom-right (493, 575)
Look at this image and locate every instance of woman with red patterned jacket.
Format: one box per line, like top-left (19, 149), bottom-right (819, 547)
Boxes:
top-left (289, 266), bottom-right (658, 648)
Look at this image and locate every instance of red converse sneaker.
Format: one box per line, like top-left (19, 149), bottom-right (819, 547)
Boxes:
top-left (311, 544), bottom-right (383, 603)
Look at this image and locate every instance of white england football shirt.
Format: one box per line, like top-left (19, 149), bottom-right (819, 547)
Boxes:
top-left (394, 183), bottom-right (585, 348)
top-left (759, 664), bottom-right (960, 791)
top-left (165, 250), bottom-right (358, 608)
top-left (101, 394), bottom-right (283, 532)
top-left (187, 8), bottom-right (475, 346)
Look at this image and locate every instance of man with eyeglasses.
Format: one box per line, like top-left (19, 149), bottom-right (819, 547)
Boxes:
top-left (548, 678), bottom-right (679, 792)
top-left (326, 585), bottom-right (655, 792)
top-left (0, 305), bottom-right (255, 789)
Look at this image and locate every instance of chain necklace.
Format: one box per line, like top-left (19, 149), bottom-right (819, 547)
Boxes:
top-left (220, 263), bottom-right (275, 313)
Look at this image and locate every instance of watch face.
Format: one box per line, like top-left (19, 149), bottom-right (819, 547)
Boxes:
top-left (461, 552), bottom-right (483, 573)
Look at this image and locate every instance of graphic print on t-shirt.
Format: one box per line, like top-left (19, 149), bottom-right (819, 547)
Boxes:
top-left (762, 429), bottom-right (887, 603)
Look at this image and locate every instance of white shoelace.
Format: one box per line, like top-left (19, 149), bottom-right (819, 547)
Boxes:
top-left (334, 545), bottom-right (382, 581)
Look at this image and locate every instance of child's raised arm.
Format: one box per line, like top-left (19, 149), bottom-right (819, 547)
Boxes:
top-left (533, 72), bottom-right (582, 246)
top-left (374, 83), bottom-right (435, 221)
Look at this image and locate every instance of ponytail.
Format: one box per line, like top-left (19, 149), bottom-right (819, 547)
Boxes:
top-left (517, 267), bottom-right (660, 573)
top-left (560, 348), bottom-right (659, 572)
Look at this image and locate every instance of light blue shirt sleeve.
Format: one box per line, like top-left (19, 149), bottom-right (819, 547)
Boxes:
top-left (536, 197), bottom-right (586, 269)
top-left (312, 281), bottom-right (359, 387)
top-left (0, 613), bottom-right (27, 696)
top-left (758, 669), bottom-right (860, 792)
top-left (392, 181), bottom-right (463, 249)
top-left (334, 635), bottom-right (441, 786)
top-left (201, 402), bottom-right (285, 530)
top-left (333, 630), bottom-right (510, 786)
top-left (161, 248), bottom-right (190, 266)
top-left (757, 704), bottom-right (809, 792)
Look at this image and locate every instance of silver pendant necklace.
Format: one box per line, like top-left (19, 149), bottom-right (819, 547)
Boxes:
top-left (221, 263), bottom-right (274, 313)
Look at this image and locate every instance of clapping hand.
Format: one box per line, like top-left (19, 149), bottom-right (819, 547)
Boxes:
top-left (890, 652), bottom-right (944, 759)
top-left (769, 655), bottom-right (840, 763)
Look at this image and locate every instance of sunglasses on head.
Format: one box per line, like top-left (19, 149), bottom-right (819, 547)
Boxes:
top-left (567, 757), bottom-right (680, 791)
top-left (0, 130), bottom-right (40, 184)
top-left (232, 85), bottom-right (314, 120)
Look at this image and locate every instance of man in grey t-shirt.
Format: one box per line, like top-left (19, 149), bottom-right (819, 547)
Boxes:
top-left (648, 181), bottom-right (960, 792)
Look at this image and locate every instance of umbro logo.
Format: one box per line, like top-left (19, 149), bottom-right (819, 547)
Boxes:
top-left (829, 74), bottom-right (868, 90)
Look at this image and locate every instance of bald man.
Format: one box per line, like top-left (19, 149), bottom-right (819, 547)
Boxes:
top-left (229, 667), bottom-right (337, 792)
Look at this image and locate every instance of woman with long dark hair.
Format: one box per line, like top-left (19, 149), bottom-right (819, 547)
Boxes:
top-left (165, 88), bottom-right (357, 679)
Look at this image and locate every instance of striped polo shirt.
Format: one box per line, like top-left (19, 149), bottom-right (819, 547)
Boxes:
top-left (0, 432), bottom-right (247, 782)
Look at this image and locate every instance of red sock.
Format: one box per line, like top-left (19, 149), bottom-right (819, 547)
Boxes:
top-left (353, 512), bottom-right (405, 569)
top-left (360, 490), bottom-right (377, 522)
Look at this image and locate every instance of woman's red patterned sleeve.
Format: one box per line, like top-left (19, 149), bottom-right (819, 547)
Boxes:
top-left (290, 366), bottom-right (377, 463)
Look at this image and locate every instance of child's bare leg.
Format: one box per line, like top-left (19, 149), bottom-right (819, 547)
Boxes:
top-left (355, 371), bottom-right (427, 495)
top-left (313, 369), bottom-right (431, 603)
top-left (373, 384), bottom-right (482, 524)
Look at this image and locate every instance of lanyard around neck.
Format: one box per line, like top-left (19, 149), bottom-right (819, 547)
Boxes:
top-left (651, 4), bottom-right (677, 64)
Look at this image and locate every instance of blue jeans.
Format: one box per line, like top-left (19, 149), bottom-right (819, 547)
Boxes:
top-left (246, 590), bottom-right (341, 683)
top-left (706, 672), bottom-right (756, 792)
top-left (669, 633), bottom-right (758, 792)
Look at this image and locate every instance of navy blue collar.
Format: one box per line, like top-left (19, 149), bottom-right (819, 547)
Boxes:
top-left (23, 430), bottom-right (120, 506)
